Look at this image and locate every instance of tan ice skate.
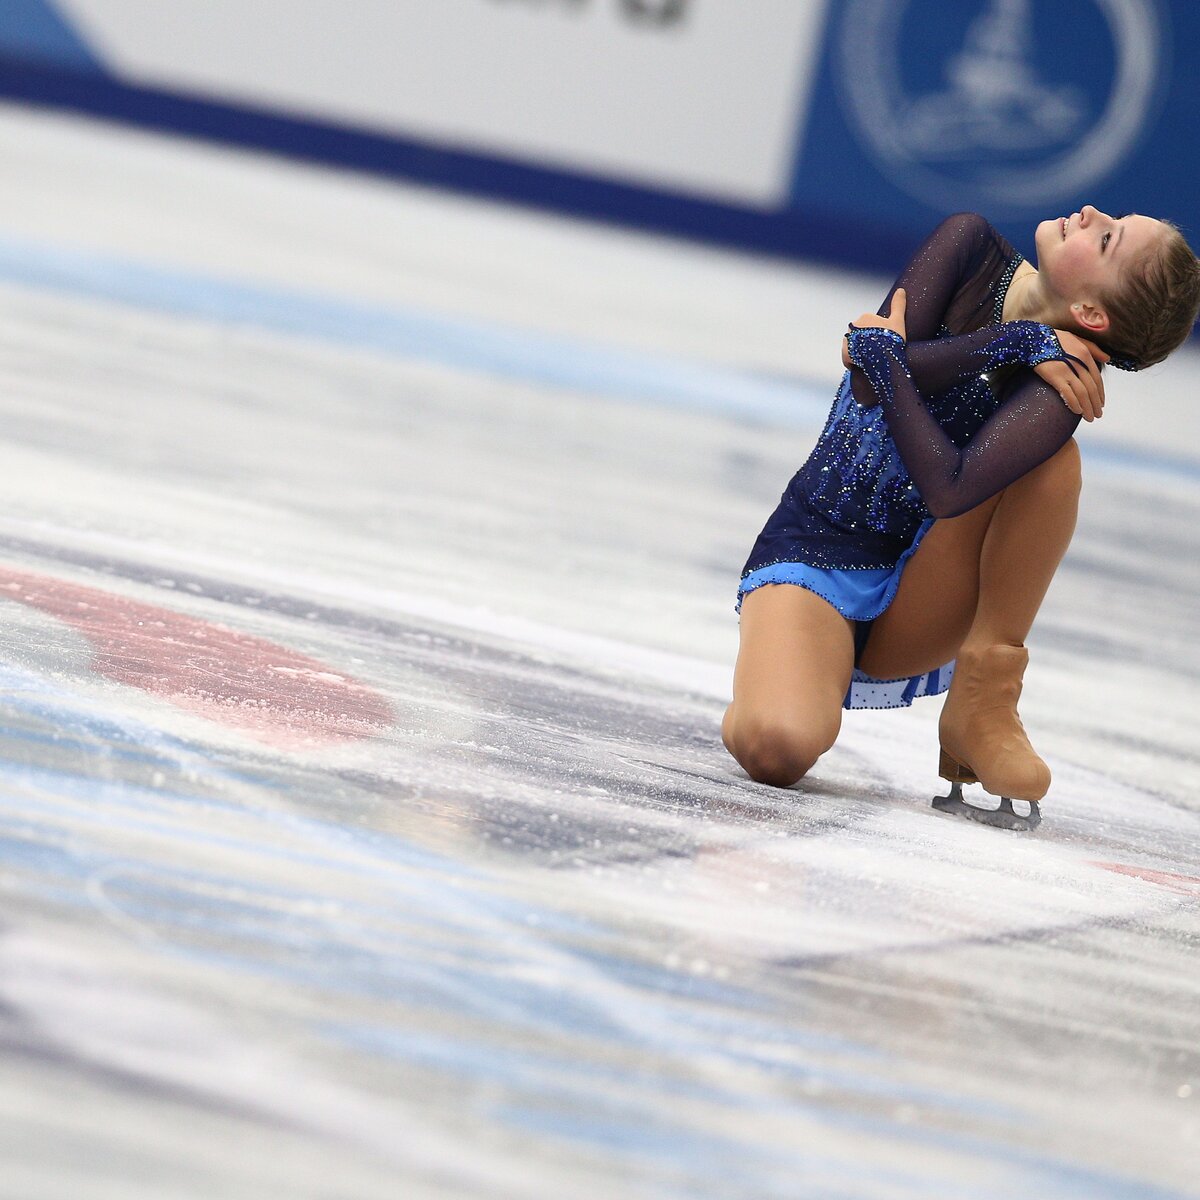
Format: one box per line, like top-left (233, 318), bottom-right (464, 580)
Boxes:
top-left (934, 644), bottom-right (1048, 831)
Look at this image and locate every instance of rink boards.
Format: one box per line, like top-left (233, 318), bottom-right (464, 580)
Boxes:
top-left (2, 1), bottom-right (1199, 273)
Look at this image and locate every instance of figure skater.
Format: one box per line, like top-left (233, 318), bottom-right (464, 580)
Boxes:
top-left (722, 207), bottom-right (1200, 829)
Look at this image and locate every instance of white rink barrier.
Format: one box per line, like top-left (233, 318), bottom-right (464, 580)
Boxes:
top-left (51, 0), bottom-right (829, 207)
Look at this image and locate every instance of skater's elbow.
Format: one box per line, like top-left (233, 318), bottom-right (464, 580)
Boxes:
top-left (924, 493), bottom-right (972, 520)
top-left (922, 477), bottom-right (990, 518)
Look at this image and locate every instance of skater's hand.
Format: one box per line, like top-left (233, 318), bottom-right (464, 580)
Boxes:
top-left (842, 288), bottom-right (908, 369)
top-left (1037, 330), bottom-right (1108, 422)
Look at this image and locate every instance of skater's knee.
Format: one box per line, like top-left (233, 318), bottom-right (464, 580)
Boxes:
top-left (1031, 437), bottom-right (1082, 499)
top-left (732, 714), bottom-right (837, 787)
top-left (721, 704), bottom-right (737, 756)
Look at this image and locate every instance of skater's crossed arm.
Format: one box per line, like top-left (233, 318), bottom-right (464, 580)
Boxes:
top-left (844, 211), bottom-right (1107, 420)
top-left (843, 290), bottom-right (1081, 519)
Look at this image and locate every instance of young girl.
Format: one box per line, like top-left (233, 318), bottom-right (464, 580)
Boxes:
top-left (723, 207), bottom-right (1200, 829)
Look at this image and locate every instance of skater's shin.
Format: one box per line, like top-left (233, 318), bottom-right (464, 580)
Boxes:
top-left (963, 438), bottom-right (1081, 652)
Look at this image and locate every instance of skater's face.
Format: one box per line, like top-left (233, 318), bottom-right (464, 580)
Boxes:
top-left (1033, 205), bottom-right (1165, 332)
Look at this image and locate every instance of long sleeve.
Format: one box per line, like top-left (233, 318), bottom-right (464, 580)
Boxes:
top-left (845, 326), bottom-right (1080, 518)
top-left (848, 321), bottom-right (1070, 410)
top-left (848, 211), bottom-right (1070, 406)
top-left (876, 211), bottom-right (998, 340)
top-left (850, 320), bottom-right (1069, 409)
top-left (901, 320), bottom-right (1066, 396)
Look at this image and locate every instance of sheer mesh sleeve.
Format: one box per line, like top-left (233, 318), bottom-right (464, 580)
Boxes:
top-left (848, 211), bottom-right (1070, 406)
top-left (903, 320), bottom-right (1067, 394)
top-left (845, 326), bottom-right (1080, 518)
top-left (850, 321), bottom-right (1071, 408)
top-left (876, 211), bottom-right (994, 342)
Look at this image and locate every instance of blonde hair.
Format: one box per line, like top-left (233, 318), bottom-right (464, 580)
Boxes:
top-left (1101, 221), bottom-right (1200, 371)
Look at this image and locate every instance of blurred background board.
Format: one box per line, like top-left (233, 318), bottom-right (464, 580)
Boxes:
top-left (0, 0), bottom-right (1196, 273)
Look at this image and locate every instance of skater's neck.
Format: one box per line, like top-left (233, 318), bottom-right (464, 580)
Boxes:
top-left (1002, 263), bottom-right (1097, 339)
top-left (1001, 263), bottom-right (1053, 324)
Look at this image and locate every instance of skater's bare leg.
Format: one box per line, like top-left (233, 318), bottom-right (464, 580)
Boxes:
top-left (855, 496), bottom-right (1002, 680)
top-left (722, 586), bottom-right (854, 787)
top-left (857, 438), bottom-right (1081, 678)
top-left (725, 441), bottom-right (1080, 791)
top-left (960, 437), bottom-right (1081, 652)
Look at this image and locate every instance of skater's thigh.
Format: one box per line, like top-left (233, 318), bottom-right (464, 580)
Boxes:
top-left (730, 584), bottom-right (855, 731)
top-left (857, 500), bottom-right (998, 680)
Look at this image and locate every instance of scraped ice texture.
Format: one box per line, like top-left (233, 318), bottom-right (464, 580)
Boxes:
top-left (0, 104), bottom-right (1197, 1199)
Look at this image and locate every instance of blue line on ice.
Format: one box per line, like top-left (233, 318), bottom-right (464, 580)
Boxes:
top-left (0, 235), bottom-right (821, 425)
top-left (1, 236), bottom-right (1197, 483)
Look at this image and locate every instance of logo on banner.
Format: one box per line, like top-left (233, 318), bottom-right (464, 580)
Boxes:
top-left (486, 0), bottom-right (690, 27)
top-left (620, 0), bottom-right (690, 24)
top-left (837, 0), bottom-right (1164, 210)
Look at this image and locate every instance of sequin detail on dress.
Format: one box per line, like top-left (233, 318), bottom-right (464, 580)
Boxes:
top-left (843, 320), bottom-right (1075, 518)
top-left (991, 253), bottom-right (1024, 325)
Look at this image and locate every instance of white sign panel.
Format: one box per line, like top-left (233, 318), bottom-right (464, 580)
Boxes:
top-left (59, 0), bottom-right (830, 207)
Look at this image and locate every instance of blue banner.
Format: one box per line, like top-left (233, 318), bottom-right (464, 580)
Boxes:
top-left (791, 0), bottom-right (1196, 267)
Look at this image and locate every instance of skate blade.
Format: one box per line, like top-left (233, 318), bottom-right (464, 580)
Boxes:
top-left (932, 782), bottom-right (1041, 831)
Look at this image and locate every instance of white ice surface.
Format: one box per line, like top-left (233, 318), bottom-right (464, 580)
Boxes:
top-left (0, 105), bottom-right (1197, 1199)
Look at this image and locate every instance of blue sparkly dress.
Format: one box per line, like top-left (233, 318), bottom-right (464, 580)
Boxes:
top-left (738, 212), bottom-right (1081, 710)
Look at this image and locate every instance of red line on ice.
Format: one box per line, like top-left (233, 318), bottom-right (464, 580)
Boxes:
top-left (0, 567), bottom-right (391, 746)
top-left (1091, 862), bottom-right (1200, 897)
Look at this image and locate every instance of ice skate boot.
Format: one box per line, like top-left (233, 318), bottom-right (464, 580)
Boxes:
top-left (933, 644), bottom-right (1048, 831)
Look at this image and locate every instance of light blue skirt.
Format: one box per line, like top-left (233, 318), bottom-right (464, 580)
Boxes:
top-left (736, 521), bottom-right (954, 711)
